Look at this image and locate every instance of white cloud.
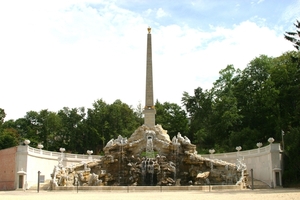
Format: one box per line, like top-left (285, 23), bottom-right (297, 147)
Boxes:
top-left (156, 8), bottom-right (168, 18)
top-left (144, 8), bottom-right (153, 17)
top-left (257, 0), bottom-right (265, 4)
top-left (281, 0), bottom-right (300, 23)
top-left (0, 0), bottom-right (295, 120)
top-left (152, 21), bottom-right (293, 105)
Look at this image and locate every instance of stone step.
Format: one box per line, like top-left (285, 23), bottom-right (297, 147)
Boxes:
top-left (29, 185), bottom-right (243, 191)
top-left (28, 183), bottom-right (50, 190)
top-left (247, 178), bottom-right (270, 189)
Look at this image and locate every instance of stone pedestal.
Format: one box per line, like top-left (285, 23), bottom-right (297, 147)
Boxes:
top-left (143, 108), bottom-right (156, 127)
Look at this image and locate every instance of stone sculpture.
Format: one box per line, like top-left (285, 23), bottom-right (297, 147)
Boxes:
top-left (51, 124), bottom-right (247, 188)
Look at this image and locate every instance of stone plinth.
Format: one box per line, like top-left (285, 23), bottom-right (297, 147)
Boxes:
top-left (143, 108), bottom-right (156, 127)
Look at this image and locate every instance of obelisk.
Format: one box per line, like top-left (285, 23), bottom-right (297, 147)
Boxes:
top-left (143, 27), bottom-right (156, 127)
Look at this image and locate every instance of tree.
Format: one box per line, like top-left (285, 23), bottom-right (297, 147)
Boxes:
top-left (23, 110), bottom-right (41, 146)
top-left (155, 100), bottom-right (189, 139)
top-left (182, 87), bottom-right (213, 149)
top-left (284, 20), bottom-right (300, 50)
top-left (0, 108), bottom-right (6, 126)
top-left (0, 128), bottom-right (20, 149)
top-left (269, 51), bottom-right (300, 186)
top-left (134, 101), bottom-right (144, 125)
top-left (106, 99), bottom-right (140, 139)
top-left (270, 51), bottom-right (300, 130)
top-left (86, 99), bottom-right (110, 153)
top-left (13, 118), bottom-right (31, 140)
top-left (22, 110), bottom-right (62, 150)
top-left (210, 65), bottom-right (242, 151)
top-left (232, 55), bottom-right (278, 146)
top-left (282, 127), bottom-right (300, 185)
top-left (86, 99), bottom-right (141, 154)
top-left (57, 107), bottom-right (86, 153)
top-left (0, 111), bottom-right (20, 149)
top-left (39, 110), bottom-right (62, 151)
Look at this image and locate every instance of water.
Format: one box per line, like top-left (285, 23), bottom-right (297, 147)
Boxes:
top-left (146, 136), bottom-right (155, 158)
top-left (173, 144), bottom-right (179, 183)
top-left (142, 136), bottom-right (156, 185)
top-left (118, 138), bottom-right (126, 185)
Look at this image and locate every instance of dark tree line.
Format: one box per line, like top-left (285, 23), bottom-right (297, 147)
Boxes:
top-left (182, 51), bottom-right (300, 185)
top-left (0, 99), bottom-right (188, 154)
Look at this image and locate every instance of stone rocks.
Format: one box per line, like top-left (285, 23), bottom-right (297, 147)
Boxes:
top-left (51, 125), bottom-right (247, 188)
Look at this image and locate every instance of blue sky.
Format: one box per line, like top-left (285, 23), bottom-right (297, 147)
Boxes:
top-left (0, 0), bottom-right (299, 120)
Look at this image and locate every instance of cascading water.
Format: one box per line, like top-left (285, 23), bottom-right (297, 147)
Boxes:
top-left (171, 136), bottom-right (180, 185)
top-left (50, 125), bottom-right (246, 188)
top-left (142, 136), bottom-right (156, 185)
top-left (173, 143), bottom-right (180, 184)
top-left (118, 137), bottom-right (126, 185)
top-left (146, 136), bottom-right (155, 158)
top-left (141, 158), bottom-right (146, 185)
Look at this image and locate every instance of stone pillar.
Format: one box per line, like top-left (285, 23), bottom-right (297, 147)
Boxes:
top-left (143, 27), bottom-right (156, 127)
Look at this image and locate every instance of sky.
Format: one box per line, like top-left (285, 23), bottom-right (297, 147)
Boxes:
top-left (0, 0), bottom-right (299, 121)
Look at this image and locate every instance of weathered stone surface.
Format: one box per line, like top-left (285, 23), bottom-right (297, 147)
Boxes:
top-left (51, 125), bottom-right (247, 188)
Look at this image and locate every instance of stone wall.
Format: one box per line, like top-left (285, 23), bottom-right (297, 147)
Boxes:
top-left (202, 143), bottom-right (282, 187)
top-left (0, 147), bottom-right (17, 190)
top-left (0, 142), bottom-right (282, 190)
top-left (15, 145), bottom-right (100, 189)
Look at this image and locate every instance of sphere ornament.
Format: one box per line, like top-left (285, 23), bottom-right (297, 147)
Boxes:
top-left (24, 139), bottom-right (30, 145)
top-left (256, 142), bottom-right (263, 148)
top-left (268, 137), bottom-right (275, 144)
top-left (87, 150), bottom-right (93, 155)
top-left (236, 146), bottom-right (242, 151)
top-left (37, 143), bottom-right (44, 149)
top-left (209, 149), bottom-right (215, 154)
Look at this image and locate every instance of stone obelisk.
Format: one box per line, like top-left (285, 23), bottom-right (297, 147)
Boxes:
top-left (143, 27), bottom-right (156, 127)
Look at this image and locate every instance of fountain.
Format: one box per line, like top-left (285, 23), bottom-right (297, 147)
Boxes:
top-left (49, 28), bottom-right (247, 189)
top-left (49, 124), bottom-right (247, 188)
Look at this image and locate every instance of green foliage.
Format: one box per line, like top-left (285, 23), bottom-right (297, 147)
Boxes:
top-left (85, 99), bottom-right (141, 154)
top-left (210, 65), bottom-right (242, 149)
top-left (86, 99), bottom-right (110, 153)
top-left (183, 51), bottom-right (300, 185)
top-left (284, 20), bottom-right (300, 50)
top-left (282, 127), bottom-right (300, 185)
top-left (133, 101), bottom-right (144, 125)
top-left (155, 100), bottom-right (189, 139)
top-left (229, 128), bottom-right (261, 151)
top-left (271, 51), bottom-right (300, 129)
top-left (140, 151), bottom-right (158, 158)
top-left (22, 110), bottom-right (63, 151)
top-left (57, 107), bottom-right (85, 153)
top-left (0, 108), bottom-right (20, 149)
top-left (182, 87), bottom-right (213, 146)
top-left (0, 128), bottom-right (20, 149)
top-left (0, 108), bottom-right (6, 126)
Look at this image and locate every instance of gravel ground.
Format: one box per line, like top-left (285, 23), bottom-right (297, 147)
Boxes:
top-left (1, 188), bottom-right (300, 200)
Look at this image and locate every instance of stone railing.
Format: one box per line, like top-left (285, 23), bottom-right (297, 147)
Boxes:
top-left (201, 144), bottom-right (272, 159)
top-left (201, 143), bottom-right (282, 187)
top-left (24, 143), bottom-right (277, 162)
top-left (24, 143), bottom-right (275, 161)
top-left (26, 146), bottom-right (101, 160)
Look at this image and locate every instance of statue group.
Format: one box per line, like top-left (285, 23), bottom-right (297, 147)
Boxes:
top-left (50, 125), bottom-right (247, 188)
